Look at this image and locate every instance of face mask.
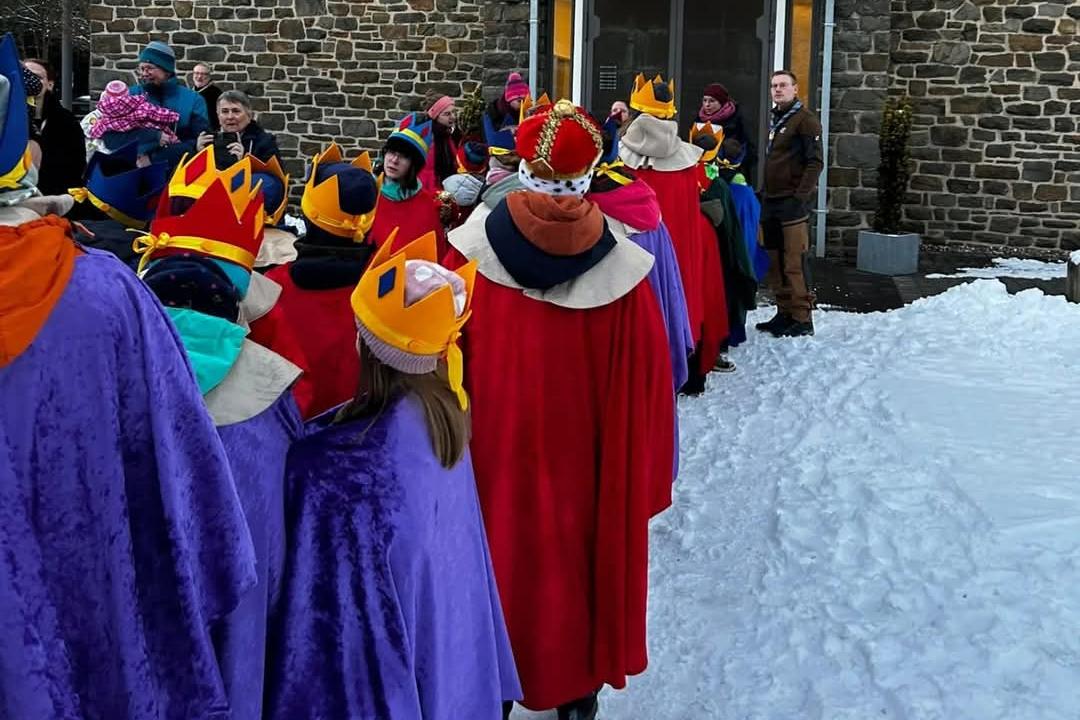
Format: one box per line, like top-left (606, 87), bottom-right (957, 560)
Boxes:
top-left (165, 307), bottom-right (248, 395)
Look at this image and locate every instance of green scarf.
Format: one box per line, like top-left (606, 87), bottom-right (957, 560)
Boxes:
top-left (166, 307), bottom-right (248, 395)
top-left (381, 177), bottom-right (423, 202)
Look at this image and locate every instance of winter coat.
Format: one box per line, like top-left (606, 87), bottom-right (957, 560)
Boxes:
top-left (195, 84), bottom-right (223, 131)
top-left (131, 79), bottom-right (209, 169)
top-left (213, 121), bottom-right (281, 170)
top-left (763, 103), bottom-right (823, 202)
top-left (32, 93), bottom-right (86, 196)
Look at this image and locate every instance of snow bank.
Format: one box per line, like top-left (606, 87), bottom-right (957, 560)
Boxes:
top-left (927, 257), bottom-right (1067, 281)
top-left (517, 281), bottom-right (1080, 720)
top-left (1070, 250), bottom-right (1080, 266)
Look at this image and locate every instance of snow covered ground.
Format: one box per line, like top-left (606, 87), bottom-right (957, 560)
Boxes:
top-left (926, 257), bottom-right (1067, 281)
top-left (513, 280), bottom-right (1080, 720)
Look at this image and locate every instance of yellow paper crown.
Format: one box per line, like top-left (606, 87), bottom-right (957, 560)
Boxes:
top-left (630, 73), bottom-right (677, 119)
top-left (300, 143), bottom-right (379, 243)
top-left (689, 121), bottom-right (725, 163)
top-left (248, 155), bottom-right (290, 225)
top-left (350, 229), bottom-right (478, 410)
top-left (168, 146), bottom-right (260, 218)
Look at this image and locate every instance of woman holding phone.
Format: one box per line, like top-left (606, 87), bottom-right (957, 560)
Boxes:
top-left (197, 89), bottom-right (281, 169)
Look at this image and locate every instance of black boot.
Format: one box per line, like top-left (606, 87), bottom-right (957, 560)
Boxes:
top-left (772, 317), bottom-right (815, 337)
top-left (755, 310), bottom-right (791, 333)
top-left (557, 692), bottom-right (599, 720)
top-left (502, 701), bottom-right (514, 720)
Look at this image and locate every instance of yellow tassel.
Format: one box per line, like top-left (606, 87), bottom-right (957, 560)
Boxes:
top-left (445, 334), bottom-right (468, 411)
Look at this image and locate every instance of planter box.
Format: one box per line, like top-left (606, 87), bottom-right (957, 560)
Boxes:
top-left (857, 230), bottom-right (921, 276)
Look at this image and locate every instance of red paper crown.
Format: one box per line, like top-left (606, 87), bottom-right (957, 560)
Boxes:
top-left (133, 153), bottom-right (266, 274)
top-left (515, 99), bottom-right (604, 181)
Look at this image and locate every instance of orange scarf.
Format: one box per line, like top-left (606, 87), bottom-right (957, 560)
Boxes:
top-left (0, 216), bottom-right (79, 367)
top-left (506, 193), bottom-right (604, 256)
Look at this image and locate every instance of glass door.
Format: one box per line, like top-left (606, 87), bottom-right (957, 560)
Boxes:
top-left (585, 0), bottom-right (673, 120)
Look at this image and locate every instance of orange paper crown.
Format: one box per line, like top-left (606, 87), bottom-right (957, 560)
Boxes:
top-left (519, 92), bottom-right (553, 123)
top-left (516, 99), bottom-right (604, 181)
top-left (133, 146), bottom-right (266, 274)
top-left (300, 143), bottom-right (378, 242)
top-left (249, 155), bottom-right (290, 225)
top-left (350, 229), bottom-right (478, 410)
top-left (689, 121), bottom-right (725, 163)
top-left (630, 73), bottom-right (677, 119)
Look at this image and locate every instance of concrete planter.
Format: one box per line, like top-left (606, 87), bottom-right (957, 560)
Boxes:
top-left (857, 230), bottom-right (921, 276)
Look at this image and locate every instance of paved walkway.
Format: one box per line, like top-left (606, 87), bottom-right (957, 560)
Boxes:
top-left (806, 247), bottom-right (1067, 313)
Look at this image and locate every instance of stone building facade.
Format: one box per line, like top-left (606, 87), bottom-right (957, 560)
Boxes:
top-left (89, 0), bottom-right (532, 183)
top-left (89, 0), bottom-right (1080, 255)
top-left (828, 0), bottom-right (1080, 255)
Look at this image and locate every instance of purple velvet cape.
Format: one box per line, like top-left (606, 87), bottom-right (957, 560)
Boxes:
top-left (628, 221), bottom-right (694, 480)
top-left (0, 248), bottom-right (256, 720)
top-left (266, 395), bottom-right (521, 720)
top-left (212, 393), bottom-right (303, 720)
top-left (629, 220), bottom-right (694, 392)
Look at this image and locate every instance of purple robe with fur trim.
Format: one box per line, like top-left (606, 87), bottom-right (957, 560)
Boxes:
top-left (0, 248), bottom-right (255, 720)
top-left (266, 395), bottom-right (521, 720)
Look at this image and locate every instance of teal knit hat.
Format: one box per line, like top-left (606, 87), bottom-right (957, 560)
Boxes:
top-left (139, 41), bottom-right (176, 75)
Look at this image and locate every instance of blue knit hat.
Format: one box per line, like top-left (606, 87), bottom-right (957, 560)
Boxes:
top-left (139, 41), bottom-right (176, 75)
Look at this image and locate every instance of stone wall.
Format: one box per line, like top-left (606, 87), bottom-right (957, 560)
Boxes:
top-left (828, 0), bottom-right (1080, 255)
top-left (89, 0), bottom-right (532, 186)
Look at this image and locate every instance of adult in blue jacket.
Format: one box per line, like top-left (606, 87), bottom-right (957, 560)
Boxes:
top-left (130, 40), bottom-right (209, 170)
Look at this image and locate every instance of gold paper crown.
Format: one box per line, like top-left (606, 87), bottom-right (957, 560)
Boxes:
top-left (248, 155), bottom-right (290, 225)
top-left (519, 92), bottom-right (552, 123)
top-left (300, 143), bottom-right (379, 242)
top-left (350, 229), bottom-right (478, 410)
top-left (630, 73), bottom-right (677, 119)
top-left (689, 121), bottom-right (725, 163)
top-left (168, 146), bottom-right (258, 218)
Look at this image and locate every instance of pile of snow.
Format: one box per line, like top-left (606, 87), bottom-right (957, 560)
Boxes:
top-left (1070, 250), bottom-right (1080, 266)
top-left (927, 257), bottom-right (1067, 281)
top-left (281, 213), bottom-right (306, 237)
top-left (516, 280), bottom-right (1080, 719)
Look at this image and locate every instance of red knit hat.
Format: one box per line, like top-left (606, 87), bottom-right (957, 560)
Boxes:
top-left (504, 72), bottom-right (529, 103)
top-left (515, 99), bottom-right (604, 182)
top-left (703, 83), bottom-right (730, 104)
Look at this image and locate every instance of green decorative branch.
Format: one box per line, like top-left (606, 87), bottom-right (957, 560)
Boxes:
top-left (873, 96), bottom-right (914, 234)
top-left (457, 87), bottom-right (486, 140)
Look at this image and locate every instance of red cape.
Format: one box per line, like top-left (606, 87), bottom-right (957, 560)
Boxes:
top-left (448, 251), bottom-right (675, 709)
top-left (369, 189), bottom-right (448, 258)
top-left (251, 266), bottom-right (357, 419)
top-left (635, 166), bottom-right (728, 373)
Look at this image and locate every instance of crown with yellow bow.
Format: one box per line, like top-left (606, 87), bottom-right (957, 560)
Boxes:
top-left (301, 143), bottom-right (379, 242)
top-left (350, 229), bottom-right (477, 411)
top-left (132, 146), bottom-right (265, 274)
top-left (630, 73), bottom-right (677, 119)
top-left (689, 121), bottom-right (725, 163)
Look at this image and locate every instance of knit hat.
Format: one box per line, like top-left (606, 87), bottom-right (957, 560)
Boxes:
top-left (457, 140), bottom-right (488, 173)
top-left (385, 112), bottom-right (433, 169)
top-left (504, 72), bottom-right (529, 103)
top-left (139, 41), bottom-right (176, 75)
top-left (300, 144), bottom-right (379, 244)
top-left (351, 231), bottom-right (477, 410)
top-left (143, 255), bottom-right (242, 322)
top-left (427, 95), bottom-right (454, 121)
top-left (703, 83), bottom-right (730, 105)
top-left (515, 99), bottom-right (603, 196)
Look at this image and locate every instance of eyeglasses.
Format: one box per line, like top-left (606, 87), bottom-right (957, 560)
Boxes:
top-left (137, 64), bottom-right (161, 74)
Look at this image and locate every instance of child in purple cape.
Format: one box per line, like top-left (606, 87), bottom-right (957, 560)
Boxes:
top-left (266, 231), bottom-right (521, 720)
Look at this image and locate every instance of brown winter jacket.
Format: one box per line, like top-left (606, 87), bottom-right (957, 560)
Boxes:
top-left (763, 102), bottom-right (824, 201)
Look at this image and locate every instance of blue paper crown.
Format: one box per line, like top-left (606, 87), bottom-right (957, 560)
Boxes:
top-left (598, 114), bottom-right (621, 166)
top-left (0, 34), bottom-right (30, 187)
top-left (482, 112), bottom-right (516, 154)
top-left (81, 143), bottom-right (169, 227)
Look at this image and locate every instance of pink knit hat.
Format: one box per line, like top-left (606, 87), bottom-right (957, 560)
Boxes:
top-left (358, 259), bottom-right (468, 375)
top-left (427, 95), bottom-right (455, 120)
top-left (504, 72), bottom-right (529, 102)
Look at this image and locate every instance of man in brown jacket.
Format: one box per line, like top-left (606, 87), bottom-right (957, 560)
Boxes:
top-left (757, 69), bottom-right (824, 337)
